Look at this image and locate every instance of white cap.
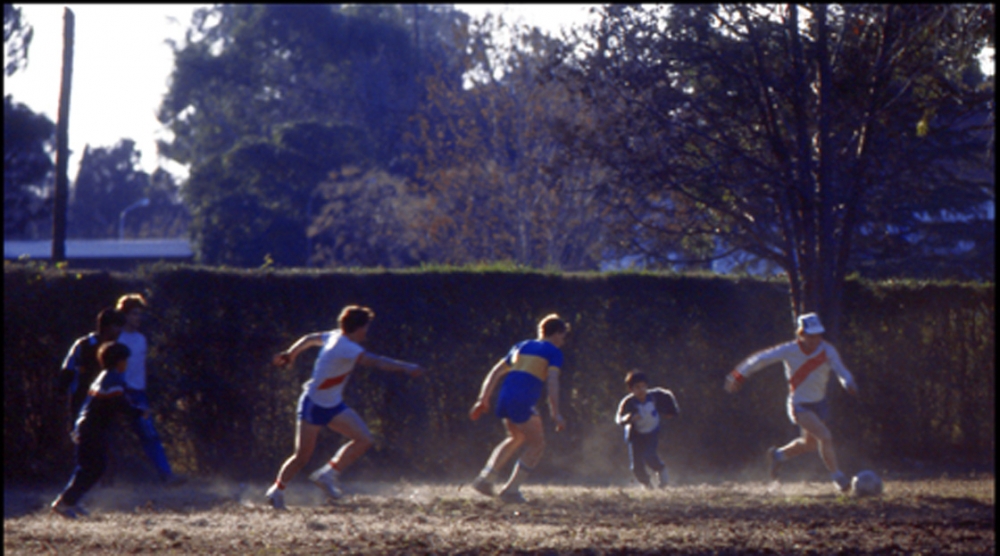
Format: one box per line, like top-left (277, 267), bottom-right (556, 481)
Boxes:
top-left (797, 313), bottom-right (825, 335)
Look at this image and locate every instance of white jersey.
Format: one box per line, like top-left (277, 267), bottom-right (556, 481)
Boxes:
top-left (303, 330), bottom-right (365, 407)
top-left (117, 330), bottom-right (147, 390)
top-left (734, 339), bottom-right (855, 405)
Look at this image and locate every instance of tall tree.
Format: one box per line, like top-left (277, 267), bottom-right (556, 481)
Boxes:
top-left (3, 95), bottom-right (54, 238)
top-left (69, 140), bottom-right (150, 238)
top-left (408, 15), bottom-right (608, 269)
top-left (571, 4), bottom-right (994, 336)
top-left (160, 4), bottom-right (464, 266)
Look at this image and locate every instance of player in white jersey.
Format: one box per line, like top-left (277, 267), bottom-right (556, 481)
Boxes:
top-left (724, 313), bottom-right (858, 493)
top-left (265, 305), bottom-right (424, 510)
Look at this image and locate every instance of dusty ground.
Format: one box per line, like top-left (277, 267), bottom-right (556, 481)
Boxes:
top-left (4, 476), bottom-right (994, 555)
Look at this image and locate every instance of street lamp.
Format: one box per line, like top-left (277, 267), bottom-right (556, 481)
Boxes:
top-left (118, 198), bottom-right (150, 240)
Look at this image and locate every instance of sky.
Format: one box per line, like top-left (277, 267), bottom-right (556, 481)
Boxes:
top-left (3, 4), bottom-right (600, 180)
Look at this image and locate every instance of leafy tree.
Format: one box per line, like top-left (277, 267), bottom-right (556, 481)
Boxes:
top-left (160, 4), bottom-right (466, 265)
top-left (408, 15), bottom-right (608, 269)
top-left (4, 4), bottom-right (33, 76)
top-left (185, 122), bottom-right (371, 266)
top-left (4, 95), bottom-right (54, 238)
top-left (308, 167), bottom-right (429, 268)
top-left (570, 4), bottom-right (994, 336)
top-left (68, 139), bottom-right (150, 238)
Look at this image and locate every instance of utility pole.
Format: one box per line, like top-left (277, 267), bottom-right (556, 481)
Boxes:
top-left (52, 7), bottom-right (74, 262)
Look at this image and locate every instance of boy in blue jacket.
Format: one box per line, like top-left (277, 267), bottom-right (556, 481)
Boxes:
top-left (615, 369), bottom-right (679, 488)
top-left (51, 342), bottom-right (133, 518)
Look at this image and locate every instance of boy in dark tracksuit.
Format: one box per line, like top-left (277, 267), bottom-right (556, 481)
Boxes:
top-left (615, 369), bottom-right (680, 488)
top-left (51, 342), bottom-right (132, 519)
top-left (57, 307), bottom-right (125, 424)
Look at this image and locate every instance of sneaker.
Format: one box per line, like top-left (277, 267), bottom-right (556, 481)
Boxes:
top-left (50, 499), bottom-right (79, 519)
top-left (265, 484), bottom-right (287, 510)
top-left (498, 489), bottom-right (527, 504)
top-left (658, 469), bottom-right (669, 488)
top-left (309, 468), bottom-right (343, 500)
top-left (471, 476), bottom-right (494, 497)
top-left (765, 447), bottom-right (782, 480)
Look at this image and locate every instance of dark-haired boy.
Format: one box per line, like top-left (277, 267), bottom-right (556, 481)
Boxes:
top-left (57, 307), bottom-right (126, 424)
top-left (51, 342), bottom-right (133, 519)
top-left (615, 370), bottom-right (680, 488)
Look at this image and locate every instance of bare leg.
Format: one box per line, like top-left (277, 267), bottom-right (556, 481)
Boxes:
top-left (325, 408), bottom-right (374, 473)
top-left (794, 410), bottom-right (839, 473)
top-left (277, 420), bottom-right (322, 485)
top-left (498, 415), bottom-right (545, 495)
top-left (779, 431), bottom-right (818, 460)
top-left (483, 418), bottom-right (527, 474)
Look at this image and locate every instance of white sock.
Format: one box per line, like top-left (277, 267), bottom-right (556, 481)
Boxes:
top-left (479, 465), bottom-right (495, 482)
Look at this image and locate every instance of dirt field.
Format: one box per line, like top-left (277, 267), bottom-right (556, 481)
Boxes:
top-left (4, 476), bottom-right (994, 555)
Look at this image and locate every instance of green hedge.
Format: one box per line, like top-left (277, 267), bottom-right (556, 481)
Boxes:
top-left (3, 263), bottom-right (994, 485)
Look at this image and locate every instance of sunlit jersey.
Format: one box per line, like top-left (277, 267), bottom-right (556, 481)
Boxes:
top-left (303, 330), bottom-right (365, 407)
top-left (734, 339), bottom-right (855, 404)
top-left (504, 339), bottom-right (563, 382)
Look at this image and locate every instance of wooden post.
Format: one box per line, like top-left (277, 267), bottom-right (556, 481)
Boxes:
top-left (52, 7), bottom-right (74, 262)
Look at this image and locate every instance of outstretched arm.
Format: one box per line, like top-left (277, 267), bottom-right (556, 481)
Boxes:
top-left (357, 352), bottom-right (424, 377)
top-left (272, 333), bottom-right (325, 367)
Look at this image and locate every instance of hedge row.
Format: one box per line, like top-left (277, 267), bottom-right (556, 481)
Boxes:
top-left (3, 263), bottom-right (994, 485)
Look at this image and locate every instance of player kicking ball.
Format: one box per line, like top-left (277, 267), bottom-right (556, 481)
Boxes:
top-left (724, 313), bottom-right (858, 493)
top-left (265, 305), bottom-right (424, 510)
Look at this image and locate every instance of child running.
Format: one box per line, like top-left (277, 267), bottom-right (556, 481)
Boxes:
top-left (615, 369), bottom-right (680, 488)
top-left (51, 342), bottom-right (133, 519)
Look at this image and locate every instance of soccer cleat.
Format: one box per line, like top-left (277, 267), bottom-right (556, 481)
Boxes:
top-left (265, 484), bottom-right (287, 510)
top-left (765, 447), bottom-right (783, 480)
top-left (309, 467), bottom-right (343, 500)
top-left (471, 476), bottom-right (494, 497)
top-left (50, 498), bottom-right (79, 519)
top-left (498, 488), bottom-right (527, 504)
top-left (658, 469), bottom-right (669, 488)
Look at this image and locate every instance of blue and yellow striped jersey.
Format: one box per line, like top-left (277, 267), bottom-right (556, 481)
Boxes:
top-left (504, 339), bottom-right (563, 381)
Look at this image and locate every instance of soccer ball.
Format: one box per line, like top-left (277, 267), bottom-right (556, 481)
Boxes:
top-left (851, 470), bottom-right (883, 497)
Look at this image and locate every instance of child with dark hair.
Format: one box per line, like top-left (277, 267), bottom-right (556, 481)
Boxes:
top-left (58, 307), bottom-right (126, 423)
top-left (615, 369), bottom-right (680, 488)
top-left (51, 342), bottom-right (132, 519)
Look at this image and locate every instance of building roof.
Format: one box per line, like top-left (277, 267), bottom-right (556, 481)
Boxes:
top-left (5, 239), bottom-right (193, 260)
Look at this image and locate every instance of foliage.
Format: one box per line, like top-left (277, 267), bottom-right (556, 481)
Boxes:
top-left (308, 167), bottom-right (429, 268)
top-left (567, 4), bottom-right (995, 336)
top-left (4, 265), bottom-right (993, 485)
top-left (3, 95), bottom-right (54, 238)
top-left (68, 140), bottom-right (151, 238)
top-left (160, 4), bottom-right (467, 266)
top-left (3, 4), bottom-right (33, 76)
top-left (185, 122), bottom-right (372, 266)
top-left (407, 15), bottom-right (608, 270)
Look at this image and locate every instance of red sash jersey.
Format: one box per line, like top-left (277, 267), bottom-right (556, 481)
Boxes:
top-left (732, 339), bottom-right (856, 405)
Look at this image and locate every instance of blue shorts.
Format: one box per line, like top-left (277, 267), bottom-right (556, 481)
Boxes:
top-left (495, 372), bottom-right (543, 424)
top-left (789, 398), bottom-right (830, 425)
top-left (297, 392), bottom-right (348, 426)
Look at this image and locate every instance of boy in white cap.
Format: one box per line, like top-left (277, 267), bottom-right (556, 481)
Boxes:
top-left (724, 313), bottom-right (858, 493)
